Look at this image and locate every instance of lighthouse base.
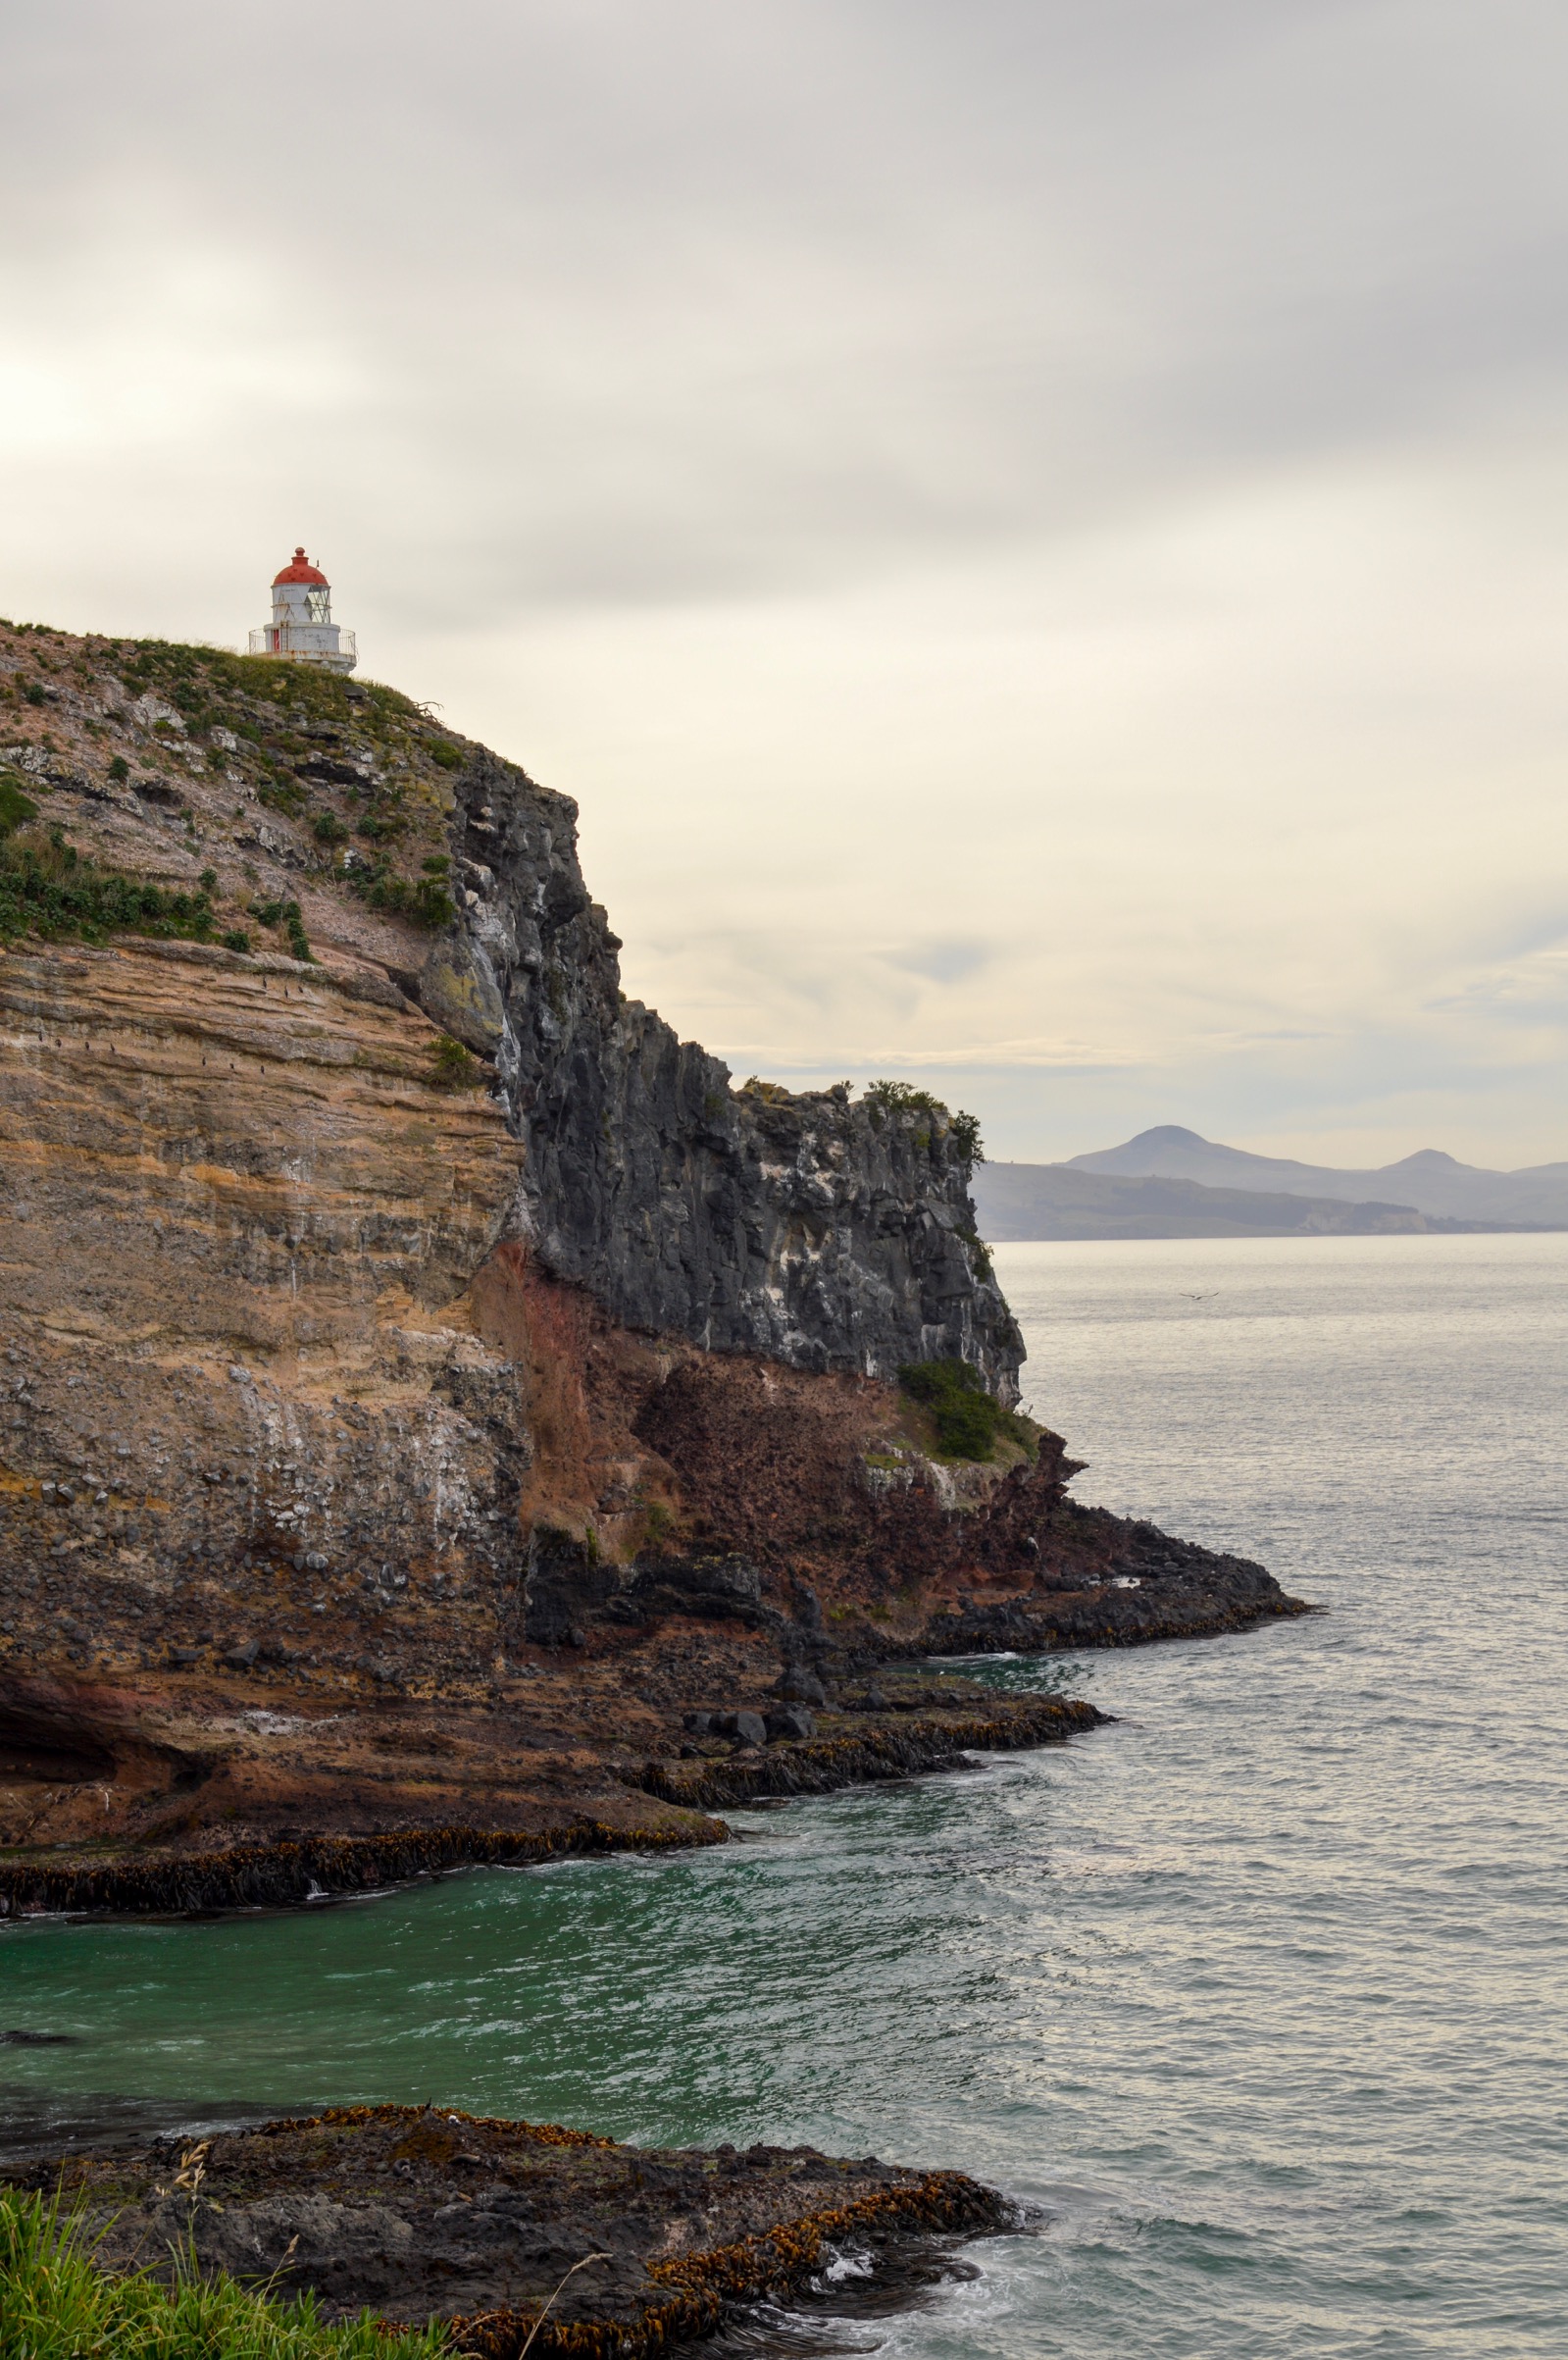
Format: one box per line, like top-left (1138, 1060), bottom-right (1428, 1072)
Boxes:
top-left (248, 625), bottom-right (357, 673)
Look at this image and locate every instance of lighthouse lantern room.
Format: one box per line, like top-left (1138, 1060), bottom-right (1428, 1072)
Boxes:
top-left (249, 548), bottom-right (357, 673)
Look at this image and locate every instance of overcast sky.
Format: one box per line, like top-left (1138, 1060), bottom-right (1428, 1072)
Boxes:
top-left (3, 0), bottom-right (1565, 1167)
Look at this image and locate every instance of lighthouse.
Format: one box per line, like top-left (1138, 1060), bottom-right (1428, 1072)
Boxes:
top-left (248, 548), bottom-right (357, 673)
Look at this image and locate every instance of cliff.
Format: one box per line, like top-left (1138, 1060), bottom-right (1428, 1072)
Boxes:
top-left (440, 744), bottom-right (1022, 1388)
top-left (0, 622), bottom-right (1304, 1904)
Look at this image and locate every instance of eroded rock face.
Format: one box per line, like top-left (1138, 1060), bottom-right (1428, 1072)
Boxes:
top-left (447, 748), bottom-right (1023, 1396)
top-left (0, 930), bottom-right (552, 1824)
top-left (1, 936), bottom-right (530, 1595)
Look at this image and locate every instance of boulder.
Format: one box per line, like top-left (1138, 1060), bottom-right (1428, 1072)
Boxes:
top-left (417, 936), bottom-right (506, 1055)
top-left (765, 1707), bottom-right (815, 1742)
top-left (775, 1665), bottom-right (827, 1708)
top-left (712, 1710), bottom-right (767, 1748)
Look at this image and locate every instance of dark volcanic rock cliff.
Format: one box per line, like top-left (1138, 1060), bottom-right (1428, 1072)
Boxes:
top-left (426, 746), bottom-right (1022, 1395)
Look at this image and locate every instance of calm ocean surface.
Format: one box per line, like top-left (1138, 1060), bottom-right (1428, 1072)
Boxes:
top-left (4, 1233), bottom-right (1566, 2356)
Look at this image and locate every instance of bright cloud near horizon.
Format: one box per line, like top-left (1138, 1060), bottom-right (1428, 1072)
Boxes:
top-left (3, 0), bottom-right (1565, 1169)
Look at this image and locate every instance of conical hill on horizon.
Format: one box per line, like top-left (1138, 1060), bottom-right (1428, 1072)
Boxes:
top-left (970, 1125), bottom-right (1568, 1241)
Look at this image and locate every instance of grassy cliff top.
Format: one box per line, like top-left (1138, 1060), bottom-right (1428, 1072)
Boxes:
top-left (0, 621), bottom-right (503, 964)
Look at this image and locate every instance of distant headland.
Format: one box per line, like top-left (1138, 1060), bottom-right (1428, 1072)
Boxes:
top-left (972, 1125), bottom-right (1568, 1242)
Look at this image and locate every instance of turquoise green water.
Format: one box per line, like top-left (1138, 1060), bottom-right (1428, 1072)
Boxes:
top-left (5, 1233), bottom-right (1567, 2355)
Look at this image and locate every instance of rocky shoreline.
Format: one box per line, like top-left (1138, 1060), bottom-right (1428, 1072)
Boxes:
top-left (0, 1813), bottom-right (723, 1922)
top-left (0, 1562), bottom-right (1303, 1921)
top-left (4, 2104), bottom-right (1013, 2357)
top-left (0, 1689), bottom-right (1111, 1920)
top-left (631, 1691), bottom-right (1106, 1811)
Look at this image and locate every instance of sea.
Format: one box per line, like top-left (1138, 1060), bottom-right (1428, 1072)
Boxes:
top-left (3, 1232), bottom-right (1565, 2357)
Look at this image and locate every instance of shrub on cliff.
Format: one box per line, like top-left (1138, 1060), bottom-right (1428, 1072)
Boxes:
top-left (249, 897), bottom-right (314, 961)
top-left (351, 853), bottom-right (455, 930)
top-left (428, 1035), bottom-right (482, 1089)
top-left (0, 827), bottom-right (221, 949)
top-left (864, 1080), bottom-right (985, 1167)
top-left (0, 773), bottom-right (39, 836)
top-left (898, 1357), bottom-right (1011, 1460)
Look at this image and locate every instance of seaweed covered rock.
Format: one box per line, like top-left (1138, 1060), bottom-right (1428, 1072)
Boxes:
top-left (12, 2104), bottom-right (1013, 2356)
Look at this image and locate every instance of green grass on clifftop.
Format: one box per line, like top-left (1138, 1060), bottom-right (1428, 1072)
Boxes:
top-left (1, 622), bottom-right (472, 943)
top-left (0, 2189), bottom-right (448, 2360)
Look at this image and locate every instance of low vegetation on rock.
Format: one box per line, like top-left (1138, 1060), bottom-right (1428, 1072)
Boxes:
top-left (0, 820), bottom-right (225, 949)
top-left (0, 620), bottom-right (477, 952)
top-left (898, 1356), bottom-right (1031, 1460)
top-left (428, 1034), bottom-right (483, 1090)
top-left (0, 2189), bottom-right (447, 2360)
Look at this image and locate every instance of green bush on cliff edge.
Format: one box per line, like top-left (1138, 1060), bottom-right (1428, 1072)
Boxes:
top-left (898, 1357), bottom-right (1010, 1460)
top-left (863, 1078), bottom-right (984, 1166)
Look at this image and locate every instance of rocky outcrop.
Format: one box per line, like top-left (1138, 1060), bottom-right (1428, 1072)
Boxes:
top-left (920, 1514), bottom-right (1298, 1654)
top-left (12, 2106), bottom-right (1012, 2355)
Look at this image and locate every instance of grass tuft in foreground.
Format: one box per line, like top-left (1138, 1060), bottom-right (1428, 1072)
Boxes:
top-left (0, 2188), bottom-right (448, 2360)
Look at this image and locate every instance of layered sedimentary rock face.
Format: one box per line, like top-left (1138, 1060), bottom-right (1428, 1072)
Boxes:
top-left (0, 627), bottom-right (1010, 1603)
top-left (3, 933), bottom-right (530, 1602)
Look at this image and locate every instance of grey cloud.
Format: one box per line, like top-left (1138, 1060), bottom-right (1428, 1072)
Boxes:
top-left (882, 940), bottom-right (994, 986)
top-left (8, 1), bottom-right (1566, 618)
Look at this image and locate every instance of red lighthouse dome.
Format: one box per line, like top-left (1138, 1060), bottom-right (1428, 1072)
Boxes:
top-left (272, 546), bottom-right (329, 588)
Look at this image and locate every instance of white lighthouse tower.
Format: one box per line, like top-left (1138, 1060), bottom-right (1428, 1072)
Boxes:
top-left (249, 547), bottom-right (357, 673)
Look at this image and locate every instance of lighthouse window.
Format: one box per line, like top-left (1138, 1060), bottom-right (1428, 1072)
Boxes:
top-left (305, 589), bottom-right (330, 623)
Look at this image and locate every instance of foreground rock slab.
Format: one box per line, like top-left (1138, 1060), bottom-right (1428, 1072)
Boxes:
top-left (10, 2103), bottom-right (1011, 2357)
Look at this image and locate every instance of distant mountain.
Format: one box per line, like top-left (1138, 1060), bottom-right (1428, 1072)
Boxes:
top-left (1062, 1125), bottom-right (1568, 1227)
top-left (969, 1162), bottom-right (1524, 1244)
